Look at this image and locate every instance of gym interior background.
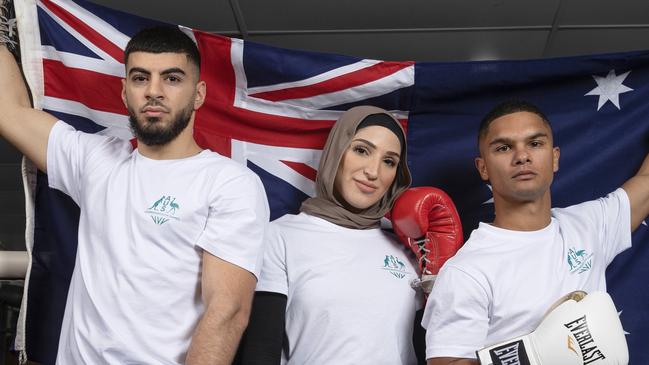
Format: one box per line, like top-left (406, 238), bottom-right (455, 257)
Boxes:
top-left (2, 0), bottom-right (649, 363)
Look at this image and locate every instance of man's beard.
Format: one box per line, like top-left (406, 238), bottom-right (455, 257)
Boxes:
top-left (128, 100), bottom-right (194, 146)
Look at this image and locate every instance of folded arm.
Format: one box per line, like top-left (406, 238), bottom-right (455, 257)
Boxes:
top-left (185, 251), bottom-right (257, 365)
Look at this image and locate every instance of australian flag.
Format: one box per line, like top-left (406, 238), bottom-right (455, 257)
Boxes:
top-left (10, 0), bottom-right (649, 364)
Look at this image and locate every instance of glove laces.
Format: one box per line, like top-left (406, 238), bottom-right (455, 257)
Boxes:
top-left (409, 237), bottom-right (437, 294)
top-left (0, 2), bottom-right (18, 50)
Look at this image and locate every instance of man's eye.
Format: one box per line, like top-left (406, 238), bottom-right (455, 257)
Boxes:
top-left (496, 145), bottom-right (510, 152)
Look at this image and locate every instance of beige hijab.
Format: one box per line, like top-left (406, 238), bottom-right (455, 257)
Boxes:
top-left (300, 105), bottom-right (412, 229)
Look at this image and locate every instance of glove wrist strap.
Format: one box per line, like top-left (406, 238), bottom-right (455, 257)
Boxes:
top-left (476, 335), bottom-right (538, 365)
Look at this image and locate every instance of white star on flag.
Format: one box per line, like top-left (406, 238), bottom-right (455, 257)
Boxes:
top-left (619, 310), bottom-right (631, 335)
top-left (585, 70), bottom-right (633, 110)
top-left (482, 184), bottom-right (494, 205)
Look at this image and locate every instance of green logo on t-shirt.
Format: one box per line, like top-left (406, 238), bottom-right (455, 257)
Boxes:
top-left (145, 195), bottom-right (180, 225)
top-left (567, 247), bottom-right (593, 274)
top-left (382, 255), bottom-right (407, 279)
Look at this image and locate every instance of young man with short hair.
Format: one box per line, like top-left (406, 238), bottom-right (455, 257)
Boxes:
top-left (422, 100), bottom-right (649, 364)
top-left (0, 25), bottom-right (269, 364)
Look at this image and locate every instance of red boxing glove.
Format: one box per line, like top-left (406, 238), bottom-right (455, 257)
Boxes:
top-left (391, 187), bottom-right (463, 296)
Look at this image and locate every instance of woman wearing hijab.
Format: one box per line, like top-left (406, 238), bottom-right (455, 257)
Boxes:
top-left (238, 105), bottom-right (420, 364)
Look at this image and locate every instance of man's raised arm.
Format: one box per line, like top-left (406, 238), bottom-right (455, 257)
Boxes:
top-left (622, 152), bottom-right (649, 231)
top-left (0, 45), bottom-right (58, 172)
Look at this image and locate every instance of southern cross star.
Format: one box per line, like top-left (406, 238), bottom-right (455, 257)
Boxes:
top-left (482, 184), bottom-right (493, 205)
top-left (585, 69), bottom-right (633, 111)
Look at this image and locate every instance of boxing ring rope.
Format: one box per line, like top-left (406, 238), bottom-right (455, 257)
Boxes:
top-left (0, 251), bottom-right (28, 279)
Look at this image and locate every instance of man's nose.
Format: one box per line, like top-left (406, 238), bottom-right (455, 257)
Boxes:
top-left (145, 76), bottom-right (163, 99)
top-left (513, 147), bottom-right (531, 165)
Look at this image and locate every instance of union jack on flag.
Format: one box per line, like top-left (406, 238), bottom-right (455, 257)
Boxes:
top-left (31, 0), bottom-right (414, 218)
top-left (11, 0), bottom-right (649, 364)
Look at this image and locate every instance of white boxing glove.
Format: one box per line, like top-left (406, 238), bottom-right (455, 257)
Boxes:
top-left (477, 291), bottom-right (628, 365)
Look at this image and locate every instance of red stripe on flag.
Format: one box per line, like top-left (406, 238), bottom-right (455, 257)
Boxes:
top-left (41, 0), bottom-right (124, 62)
top-left (249, 61), bottom-right (414, 102)
top-left (44, 59), bottom-right (127, 115)
top-left (194, 31), bottom-right (237, 108)
top-left (193, 130), bottom-right (232, 158)
top-left (281, 161), bottom-right (317, 182)
top-left (195, 102), bottom-right (335, 149)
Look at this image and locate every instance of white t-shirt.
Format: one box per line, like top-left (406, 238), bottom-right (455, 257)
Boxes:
top-left (257, 212), bottom-right (421, 365)
top-left (422, 188), bottom-right (631, 359)
top-left (46, 121), bottom-right (269, 364)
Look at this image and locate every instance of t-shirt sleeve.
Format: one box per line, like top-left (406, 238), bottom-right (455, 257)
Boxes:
top-left (46, 121), bottom-right (126, 204)
top-left (195, 170), bottom-right (270, 279)
top-left (561, 188), bottom-right (632, 265)
top-left (255, 223), bottom-right (289, 296)
top-left (422, 265), bottom-right (490, 359)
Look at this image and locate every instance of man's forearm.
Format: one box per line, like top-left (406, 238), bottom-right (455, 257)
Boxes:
top-left (0, 45), bottom-right (31, 122)
top-left (185, 304), bottom-right (250, 365)
top-left (623, 152), bottom-right (649, 231)
top-left (0, 45), bottom-right (57, 171)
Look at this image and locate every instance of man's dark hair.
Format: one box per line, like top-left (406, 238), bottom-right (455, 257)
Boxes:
top-left (478, 100), bottom-right (552, 144)
top-left (124, 26), bottom-right (200, 72)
